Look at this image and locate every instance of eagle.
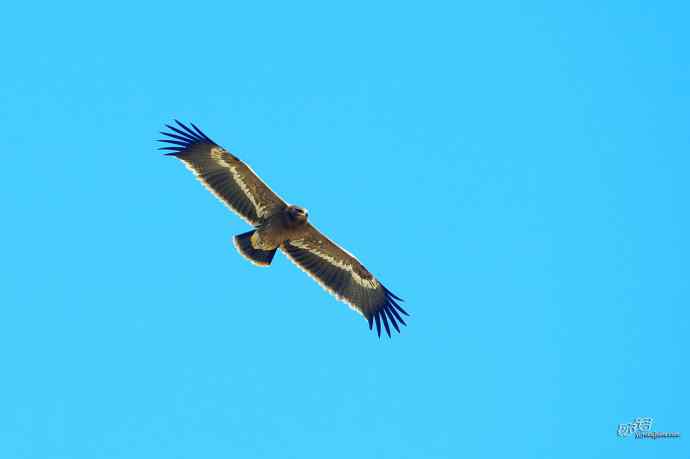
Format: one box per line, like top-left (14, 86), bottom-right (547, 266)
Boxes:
top-left (159, 120), bottom-right (408, 337)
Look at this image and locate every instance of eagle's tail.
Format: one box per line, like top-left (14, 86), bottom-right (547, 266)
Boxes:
top-left (233, 230), bottom-right (277, 267)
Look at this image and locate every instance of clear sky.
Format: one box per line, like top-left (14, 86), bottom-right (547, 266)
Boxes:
top-left (1, 2), bottom-right (688, 458)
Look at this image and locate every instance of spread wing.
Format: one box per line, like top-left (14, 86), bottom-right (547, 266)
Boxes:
top-left (281, 224), bottom-right (408, 337)
top-left (159, 120), bottom-right (287, 225)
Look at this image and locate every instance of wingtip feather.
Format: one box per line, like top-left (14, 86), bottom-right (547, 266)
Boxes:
top-left (380, 310), bottom-right (392, 337)
top-left (384, 306), bottom-right (401, 333)
top-left (157, 120), bottom-right (215, 152)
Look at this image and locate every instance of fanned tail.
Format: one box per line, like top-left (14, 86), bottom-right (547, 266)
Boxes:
top-left (233, 230), bottom-right (277, 267)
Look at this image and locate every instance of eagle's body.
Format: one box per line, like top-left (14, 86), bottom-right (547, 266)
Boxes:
top-left (159, 120), bottom-right (408, 337)
top-left (251, 206), bottom-right (309, 251)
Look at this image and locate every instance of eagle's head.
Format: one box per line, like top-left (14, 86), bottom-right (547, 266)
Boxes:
top-left (287, 205), bottom-right (309, 224)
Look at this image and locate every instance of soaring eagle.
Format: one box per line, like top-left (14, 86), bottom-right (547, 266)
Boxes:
top-left (159, 120), bottom-right (408, 337)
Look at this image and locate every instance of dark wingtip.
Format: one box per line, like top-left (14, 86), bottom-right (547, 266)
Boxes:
top-left (384, 305), bottom-right (401, 333)
top-left (157, 120), bottom-right (215, 152)
top-left (381, 284), bottom-right (408, 317)
top-left (364, 284), bottom-right (408, 338)
top-left (388, 295), bottom-right (409, 316)
top-left (380, 310), bottom-right (392, 337)
top-left (190, 121), bottom-right (215, 143)
top-left (383, 285), bottom-right (404, 302)
top-left (387, 302), bottom-right (407, 327)
top-left (174, 119), bottom-right (198, 138)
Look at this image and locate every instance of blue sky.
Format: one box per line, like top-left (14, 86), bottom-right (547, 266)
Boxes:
top-left (1, 1), bottom-right (688, 458)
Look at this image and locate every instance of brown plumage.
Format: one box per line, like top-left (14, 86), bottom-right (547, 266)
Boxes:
top-left (159, 120), bottom-right (408, 337)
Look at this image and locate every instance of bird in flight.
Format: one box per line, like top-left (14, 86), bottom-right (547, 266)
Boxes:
top-left (159, 120), bottom-right (408, 337)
